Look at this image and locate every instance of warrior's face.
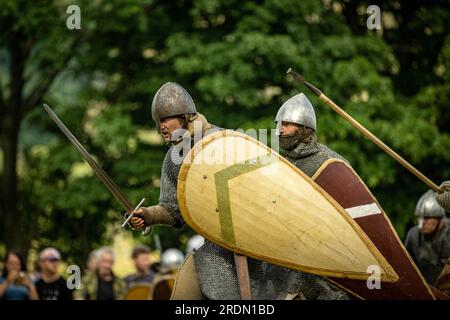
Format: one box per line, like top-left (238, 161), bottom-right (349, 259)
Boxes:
top-left (278, 121), bottom-right (313, 151)
top-left (279, 121), bottom-right (300, 137)
top-left (159, 116), bottom-right (186, 142)
top-left (418, 217), bottom-right (442, 235)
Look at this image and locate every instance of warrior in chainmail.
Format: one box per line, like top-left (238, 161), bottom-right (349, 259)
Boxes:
top-left (274, 93), bottom-right (347, 176)
top-left (130, 82), bottom-right (219, 231)
top-left (131, 86), bottom-right (352, 300)
top-left (191, 93), bottom-right (353, 300)
top-left (404, 189), bottom-right (450, 285)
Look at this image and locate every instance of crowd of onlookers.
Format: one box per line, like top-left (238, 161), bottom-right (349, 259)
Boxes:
top-left (0, 247), bottom-right (75, 300)
top-left (0, 238), bottom-right (197, 300)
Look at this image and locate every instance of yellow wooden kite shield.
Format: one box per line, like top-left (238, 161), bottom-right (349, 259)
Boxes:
top-left (177, 130), bottom-right (398, 282)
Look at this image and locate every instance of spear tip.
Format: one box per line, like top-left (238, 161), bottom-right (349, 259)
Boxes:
top-left (287, 68), bottom-right (305, 84)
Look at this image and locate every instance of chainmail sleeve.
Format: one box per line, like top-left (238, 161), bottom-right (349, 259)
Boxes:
top-left (159, 145), bottom-right (184, 228)
top-left (158, 125), bottom-right (221, 229)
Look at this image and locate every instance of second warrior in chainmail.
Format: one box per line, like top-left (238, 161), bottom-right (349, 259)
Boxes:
top-left (191, 93), bottom-right (353, 300)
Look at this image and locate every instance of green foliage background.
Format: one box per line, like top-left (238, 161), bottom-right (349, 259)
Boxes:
top-left (0, 0), bottom-right (449, 266)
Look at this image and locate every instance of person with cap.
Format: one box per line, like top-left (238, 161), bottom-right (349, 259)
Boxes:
top-left (405, 190), bottom-right (450, 285)
top-left (35, 247), bottom-right (73, 300)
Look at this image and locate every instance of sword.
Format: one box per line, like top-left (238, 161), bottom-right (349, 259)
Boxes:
top-left (43, 103), bottom-right (152, 235)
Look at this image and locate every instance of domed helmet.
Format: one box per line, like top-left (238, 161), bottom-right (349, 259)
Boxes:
top-left (415, 190), bottom-right (445, 218)
top-left (160, 248), bottom-right (185, 270)
top-left (274, 93), bottom-right (316, 135)
top-left (185, 235), bottom-right (205, 254)
top-left (151, 82), bottom-right (196, 132)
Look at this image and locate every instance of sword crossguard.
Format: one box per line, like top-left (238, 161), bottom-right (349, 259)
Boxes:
top-left (122, 198), bottom-right (146, 229)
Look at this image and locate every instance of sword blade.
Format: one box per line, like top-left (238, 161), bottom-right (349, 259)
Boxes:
top-left (43, 103), bottom-right (134, 213)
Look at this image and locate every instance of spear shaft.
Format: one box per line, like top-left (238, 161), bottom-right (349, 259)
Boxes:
top-left (287, 68), bottom-right (442, 193)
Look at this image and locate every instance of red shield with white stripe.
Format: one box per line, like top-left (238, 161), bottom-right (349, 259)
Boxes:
top-left (313, 159), bottom-right (436, 299)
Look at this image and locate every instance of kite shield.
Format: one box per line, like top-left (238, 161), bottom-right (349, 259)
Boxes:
top-left (177, 130), bottom-right (398, 283)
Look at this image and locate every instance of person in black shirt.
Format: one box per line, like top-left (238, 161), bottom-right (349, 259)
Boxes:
top-left (74, 247), bottom-right (125, 300)
top-left (96, 274), bottom-right (115, 300)
top-left (35, 248), bottom-right (72, 300)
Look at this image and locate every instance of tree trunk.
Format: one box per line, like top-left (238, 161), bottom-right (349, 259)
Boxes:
top-left (0, 119), bottom-right (24, 255)
top-left (0, 33), bottom-right (28, 258)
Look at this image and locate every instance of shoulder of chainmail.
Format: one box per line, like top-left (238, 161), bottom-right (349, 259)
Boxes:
top-left (287, 141), bottom-right (349, 178)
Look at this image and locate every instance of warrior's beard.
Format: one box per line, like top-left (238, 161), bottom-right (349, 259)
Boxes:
top-left (279, 133), bottom-right (301, 151)
top-left (279, 127), bottom-right (313, 151)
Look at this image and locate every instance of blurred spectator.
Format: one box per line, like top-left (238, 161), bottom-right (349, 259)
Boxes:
top-left (86, 249), bottom-right (99, 273)
top-left (0, 251), bottom-right (39, 300)
top-left (35, 248), bottom-right (73, 300)
top-left (124, 245), bottom-right (155, 290)
top-left (75, 247), bottom-right (125, 300)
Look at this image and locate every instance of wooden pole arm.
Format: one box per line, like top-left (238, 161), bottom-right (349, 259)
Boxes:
top-left (287, 68), bottom-right (443, 193)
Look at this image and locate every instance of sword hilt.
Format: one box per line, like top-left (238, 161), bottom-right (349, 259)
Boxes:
top-left (122, 198), bottom-right (146, 228)
top-left (122, 198), bottom-right (153, 235)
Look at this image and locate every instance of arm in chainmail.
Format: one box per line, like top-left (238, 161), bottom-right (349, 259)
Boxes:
top-left (157, 123), bottom-right (221, 229)
top-left (158, 146), bottom-right (185, 228)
